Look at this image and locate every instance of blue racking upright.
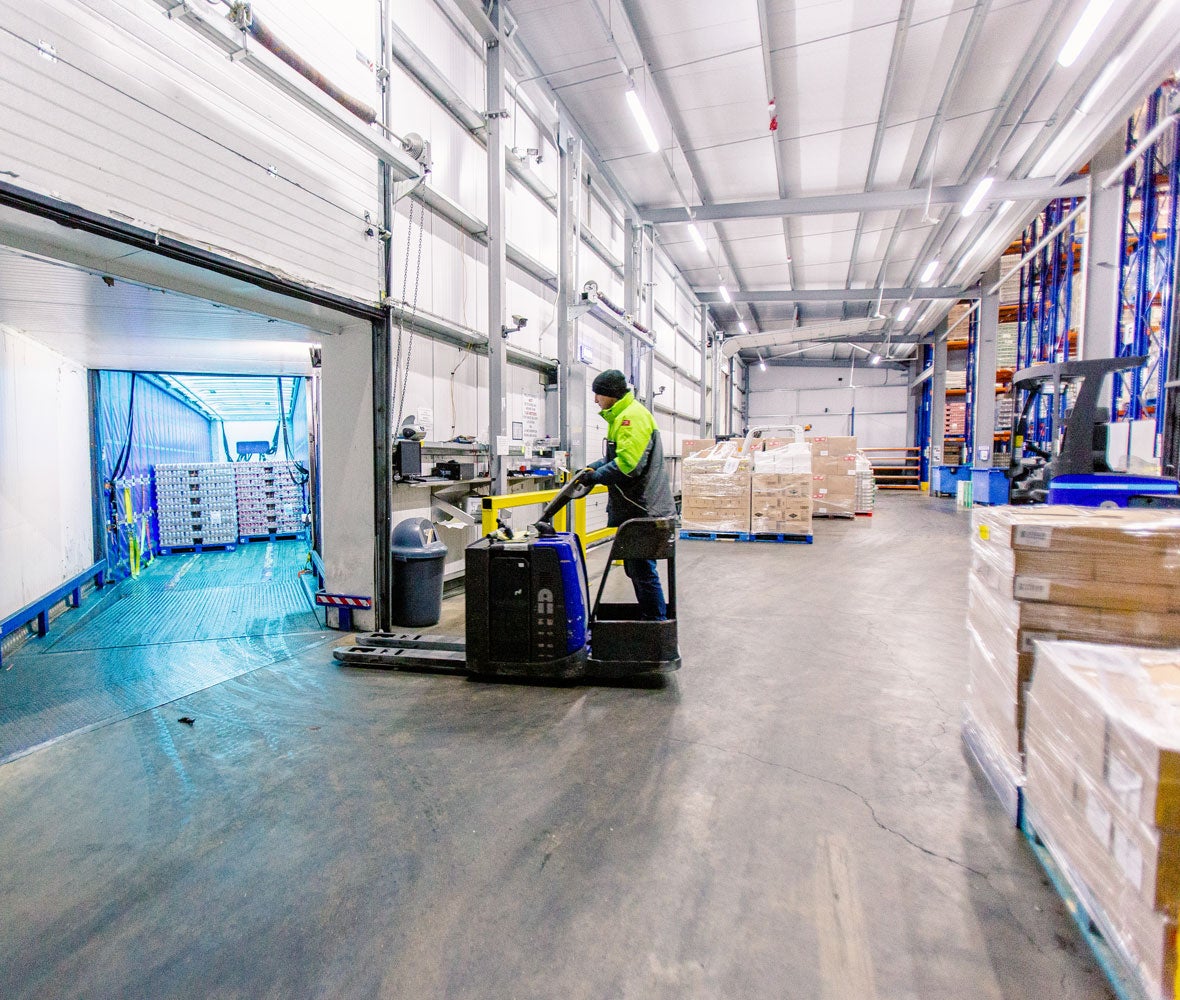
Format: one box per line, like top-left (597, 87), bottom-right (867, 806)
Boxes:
top-left (1014, 197), bottom-right (1081, 457)
top-left (1112, 83), bottom-right (1180, 442)
top-left (916, 343), bottom-right (933, 488)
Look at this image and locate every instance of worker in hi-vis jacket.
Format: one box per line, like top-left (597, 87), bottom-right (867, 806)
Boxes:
top-left (583, 369), bottom-right (677, 620)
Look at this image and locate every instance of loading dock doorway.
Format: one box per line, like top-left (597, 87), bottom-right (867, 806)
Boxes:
top-left (0, 247), bottom-right (341, 764)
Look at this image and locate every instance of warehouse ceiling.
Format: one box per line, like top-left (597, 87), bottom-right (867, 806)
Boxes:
top-left (0, 247), bottom-right (321, 374)
top-left (507, 0), bottom-right (1180, 364)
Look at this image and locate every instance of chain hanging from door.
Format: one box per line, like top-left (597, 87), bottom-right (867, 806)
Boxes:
top-left (393, 198), bottom-right (426, 431)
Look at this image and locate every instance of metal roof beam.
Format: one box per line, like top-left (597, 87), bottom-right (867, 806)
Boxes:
top-left (760, 356), bottom-right (907, 371)
top-left (698, 286), bottom-right (970, 304)
top-left (641, 176), bottom-right (1087, 224)
top-left (753, 0), bottom-right (797, 291)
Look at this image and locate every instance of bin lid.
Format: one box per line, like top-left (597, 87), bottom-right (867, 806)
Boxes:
top-left (390, 518), bottom-right (449, 560)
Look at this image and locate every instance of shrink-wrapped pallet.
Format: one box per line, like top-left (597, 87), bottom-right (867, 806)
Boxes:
top-left (1025, 641), bottom-right (1179, 1000)
top-left (680, 440), bottom-right (752, 534)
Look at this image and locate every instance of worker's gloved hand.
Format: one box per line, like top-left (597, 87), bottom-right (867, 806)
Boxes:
top-left (579, 466), bottom-right (600, 485)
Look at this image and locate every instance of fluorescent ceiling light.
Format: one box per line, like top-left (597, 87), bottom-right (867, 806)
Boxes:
top-left (738, 321), bottom-right (749, 334)
top-left (687, 223), bottom-right (707, 252)
top-left (624, 85), bottom-right (660, 154)
top-left (961, 176), bottom-right (995, 216)
top-left (896, 305), bottom-right (911, 322)
top-left (718, 284), bottom-right (732, 303)
top-left (1057, 0), bottom-right (1115, 68)
top-left (920, 260), bottom-right (939, 283)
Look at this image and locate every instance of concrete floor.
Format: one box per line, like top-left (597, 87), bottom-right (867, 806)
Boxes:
top-left (0, 494), bottom-right (1114, 999)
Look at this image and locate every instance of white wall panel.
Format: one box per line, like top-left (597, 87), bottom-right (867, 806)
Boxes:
top-left (748, 365), bottom-right (909, 447)
top-left (1, 0), bottom-right (382, 302)
top-left (0, 325), bottom-right (94, 619)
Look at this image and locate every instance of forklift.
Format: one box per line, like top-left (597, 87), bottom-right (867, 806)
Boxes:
top-left (334, 470), bottom-right (680, 680)
top-left (1007, 355), bottom-right (1178, 505)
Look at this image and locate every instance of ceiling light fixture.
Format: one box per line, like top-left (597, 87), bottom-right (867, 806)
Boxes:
top-left (624, 81), bottom-right (660, 154)
top-left (1057, 0), bottom-right (1115, 68)
top-left (920, 260), bottom-right (939, 283)
top-left (961, 176), bottom-right (995, 216)
top-left (687, 223), bottom-right (707, 252)
top-left (758, 354), bottom-right (767, 372)
top-left (718, 284), bottom-right (732, 304)
top-left (870, 354), bottom-right (882, 366)
top-left (896, 305), bottom-right (911, 322)
top-left (738, 321), bottom-right (749, 334)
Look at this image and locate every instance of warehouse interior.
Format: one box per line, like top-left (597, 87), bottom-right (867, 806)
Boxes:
top-left (2, 0), bottom-right (1180, 997)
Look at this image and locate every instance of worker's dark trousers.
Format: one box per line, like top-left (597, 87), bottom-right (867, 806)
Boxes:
top-left (624, 558), bottom-right (666, 620)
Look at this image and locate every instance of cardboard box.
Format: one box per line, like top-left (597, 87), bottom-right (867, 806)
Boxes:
top-left (812, 474), bottom-right (857, 495)
top-left (808, 436), bottom-right (856, 457)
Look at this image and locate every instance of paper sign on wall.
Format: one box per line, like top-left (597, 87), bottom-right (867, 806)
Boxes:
top-left (418, 407), bottom-right (434, 440)
top-left (522, 394), bottom-right (540, 441)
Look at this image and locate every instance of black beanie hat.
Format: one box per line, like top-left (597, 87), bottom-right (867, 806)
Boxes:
top-left (592, 369), bottom-right (629, 399)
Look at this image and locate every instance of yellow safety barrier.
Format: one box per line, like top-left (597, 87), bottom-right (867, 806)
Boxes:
top-left (481, 484), bottom-right (615, 548)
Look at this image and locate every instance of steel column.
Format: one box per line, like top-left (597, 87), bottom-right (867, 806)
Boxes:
top-left (486, 1), bottom-right (508, 493)
top-left (930, 320), bottom-right (948, 469)
top-left (1081, 132), bottom-right (1128, 361)
top-left (558, 130), bottom-right (587, 467)
top-left (698, 305), bottom-right (709, 435)
top-left (971, 264), bottom-right (1001, 469)
top-left (374, 0), bottom-right (395, 630)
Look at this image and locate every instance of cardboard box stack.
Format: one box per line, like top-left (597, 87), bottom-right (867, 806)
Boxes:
top-left (1025, 641), bottom-right (1179, 1000)
top-left (809, 436), bottom-right (857, 517)
top-left (750, 437), bottom-right (812, 535)
top-left (680, 439), bottom-right (752, 534)
top-left (966, 505), bottom-right (1180, 789)
top-left (945, 400), bottom-right (967, 438)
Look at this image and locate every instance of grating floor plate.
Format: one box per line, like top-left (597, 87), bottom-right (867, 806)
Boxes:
top-left (1, 540), bottom-right (327, 763)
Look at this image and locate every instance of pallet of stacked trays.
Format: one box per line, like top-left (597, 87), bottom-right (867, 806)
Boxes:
top-left (153, 462), bottom-right (238, 553)
top-left (233, 461), bottom-right (307, 542)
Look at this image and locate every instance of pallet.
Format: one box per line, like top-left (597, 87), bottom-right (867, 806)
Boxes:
top-left (679, 530), bottom-right (813, 544)
top-left (813, 512), bottom-right (856, 520)
top-left (238, 530), bottom-right (306, 543)
top-left (855, 511), bottom-right (874, 517)
top-left (743, 532), bottom-right (813, 544)
top-left (1021, 805), bottom-right (1154, 1000)
top-left (158, 541), bottom-right (236, 555)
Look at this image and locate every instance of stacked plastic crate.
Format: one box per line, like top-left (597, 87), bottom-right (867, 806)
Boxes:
top-left (154, 463), bottom-right (239, 549)
top-left (234, 462), bottom-right (306, 540)
top-left (854, 453), bottom-right (876, 514)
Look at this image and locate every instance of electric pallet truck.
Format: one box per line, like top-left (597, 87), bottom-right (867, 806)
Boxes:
top-left (334, 470), bottom-right (680, 680)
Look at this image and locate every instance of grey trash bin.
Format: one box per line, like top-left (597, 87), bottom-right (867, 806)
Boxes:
top-left (390, 518), bottom-right (449, 627)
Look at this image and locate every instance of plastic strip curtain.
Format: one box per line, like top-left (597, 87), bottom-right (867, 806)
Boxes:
top-left (99, 372), bottom-right (214, 580)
